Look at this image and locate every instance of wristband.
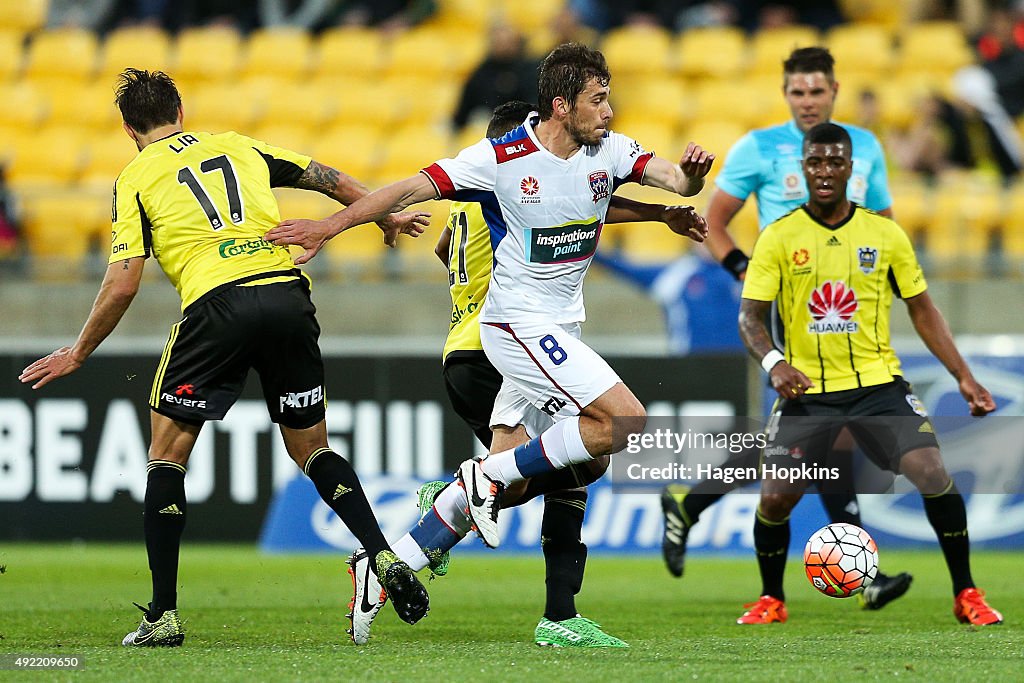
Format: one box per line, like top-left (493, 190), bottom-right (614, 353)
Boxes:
top-left (761, 349), bottom-right (785, 373)
top-left (721, 248), bottom-right (749, 280)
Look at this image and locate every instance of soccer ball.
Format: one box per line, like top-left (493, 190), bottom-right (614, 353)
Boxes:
top-left (803, 523), bottom-right (878, 598)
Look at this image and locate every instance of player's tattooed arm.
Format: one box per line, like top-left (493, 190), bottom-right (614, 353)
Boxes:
top-left (738, 298), bottom-right (774, 361)
top-left (295, 160), bottom-right (368, 205)
top-left (740, 298), bottom-right (813, 398)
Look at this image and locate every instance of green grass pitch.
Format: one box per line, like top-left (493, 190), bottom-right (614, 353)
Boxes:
top-left (0, 544), bottom-right (1021, 681)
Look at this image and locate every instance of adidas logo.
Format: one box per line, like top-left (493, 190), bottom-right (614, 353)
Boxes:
top-left (918, 422), bottom-right (934, 433)
top-left (159, 504), bottom-right (183, 515)
top-left (826, 236), bottom-right (842, 246)
top-left (333, 484), bottom-right (352, 500)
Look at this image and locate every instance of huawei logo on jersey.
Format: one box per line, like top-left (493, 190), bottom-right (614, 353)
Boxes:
top-left (807, 280), bottom-right (859, 334)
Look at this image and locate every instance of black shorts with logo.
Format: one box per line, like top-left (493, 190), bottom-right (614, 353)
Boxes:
top-left (150, 277), bottom-right (325, 429)
top-left (442, 350), bottom-right (503, 448)
top-left (764, 377), bottom-right (939, 474)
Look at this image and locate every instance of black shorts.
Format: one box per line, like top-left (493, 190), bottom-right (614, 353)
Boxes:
top-left (442, 350), bottom-right (503, 448)
top-left (150, 278), bottom-right (326, 429)
top-left (764, 377), bottom-right (939, 474)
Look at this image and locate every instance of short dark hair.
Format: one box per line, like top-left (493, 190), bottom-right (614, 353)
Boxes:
top-left (487, 100), bottom-right (536, 137)
top-left (783, 46), bottom-right (835, 82)
top-left (536, 43), bottom-right (610, 120)
top-left (115, 68), bottom-right (182, 134)
top-left (803, 122), bottom-right (852, 153)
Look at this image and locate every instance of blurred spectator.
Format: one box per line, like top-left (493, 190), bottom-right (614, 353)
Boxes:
top-left (888, 93), bottom-right (974, 181)
top-left (452, 24), bottom-right (538, 131)
top-left (592, 248), bottom-right (743, 355)
top-left (0, 166), bottom-right (23, 271)
top-left (48, 0), bottom-right (119, 31)
top-left (734, 0), bottom-right (844, 32)
top-left (259, 0), bottom-right (337, 30)
top-left (127, 0), bottom-right (258, 31)
top-left (954, 6), bottom-right (1024, 182)
top-left (329, 0), bottom-right (436, 32)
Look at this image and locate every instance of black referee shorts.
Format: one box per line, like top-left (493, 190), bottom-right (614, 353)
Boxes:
top-left (764, 377), bottom-right (939, 474)
top-left (442, 350), bottom-right (503, 448)
top-left (150, 278), bottom-right (326, 429)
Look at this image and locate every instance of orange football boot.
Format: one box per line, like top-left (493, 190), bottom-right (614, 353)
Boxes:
top-left (737, 595), bottom-right (788, 624)
top-left (954, 588), bottom-right (1003, 625)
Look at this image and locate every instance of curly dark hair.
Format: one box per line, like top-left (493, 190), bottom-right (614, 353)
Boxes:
top-left (536, 43), bottom-right (610, 120)
top-left (114, 68), bottom-right (182, 133)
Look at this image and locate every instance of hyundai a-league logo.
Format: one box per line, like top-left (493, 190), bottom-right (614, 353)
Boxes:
top-left (858, 246), bottom-right (878, 274)
top-left (808, 280), bottom-right (859, 334)
top-left (520, 176), bottom-right (539, 195)
top-left (588, 170), bottom-right (610, 202)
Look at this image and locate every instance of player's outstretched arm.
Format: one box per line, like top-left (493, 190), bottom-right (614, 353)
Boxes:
top-left (606, 196), bottom-right (708, 242)
top-left (434, 226), bottom-right (452, 268)
top-left (266, 173), bottom-right (437, 264)
top-left (739, 297), bottom-right (814, 399)
top-left (904, 291), bottom-right (995, 416)
top-left (292, 160), bottom-right (430, 249)
top-left (641, 142), bottom-right (715, 197)
top-left (19, 257), bottom-right (145, 389)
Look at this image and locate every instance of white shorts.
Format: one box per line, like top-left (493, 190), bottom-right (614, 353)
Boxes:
top-left (480, 321), bottom-right (621, 429)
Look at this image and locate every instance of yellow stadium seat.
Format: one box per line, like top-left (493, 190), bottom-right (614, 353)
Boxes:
top-left (748, 26), bottom-right (820, 76)
top-left (679, 121), bottom-right (747, 171)
top-left (327, 78), bottom-right (389, 126)
top-left (744, 76), bottom-right (792, 128)
top-left (310, 125), bottom-right (383, 183)
top-left (377, 75), bottom-right (459, 129)
top-left (24, 28), bottom-right (99, 83)
top-left (497, 0), bottom-right (565, 34)
top-left (608, 120), bottom-right (676, 159)
top-left (430, 0), bottom-right (489, 33)
top-left (375, 127), bottom-right (452, 185)
top-left (0, 31), bottom-right (23, 82)
top-left (611, 78), bottom-right (688, 129)
top-left (241, 28), bottom-right (313, 81)
top-left (730, 197), bottom-right (760, 253)
top-left (888, 178), bottom-right (933, 244)
top-left (826, 24), bottom-right (894, 79)
top-left (447, 32), bottom-right (487, 78)
top-left (691, 80), bottom-right (766, 129)
top-left (0, 0), bottom-right (47, 34)
top-left (675, 27), bottom-right (747, 80)
top-left (79, 134), bottom-right (138, 189)
top-left (1004, 186), bottom-right (1024, 259)
top-left (383, 28), bottom-right (456, 79)
top-left (44, 82), bottom-right (121, 131)
top-left (250, 124), bottom-right (313, 157)
top-left (0, 124), bottom-right (22, 161)
top-left (316, 27), bottom-right (386, 80)
top-left (99, 26), bottom-right (172, 80)
top-left (174, 26), bottom-right (242, 84)
top-left (248, 79), bottom-right (334, 130)
top-left (898, 21), bottom-right (973, 77)
top-left (601, 25), bottom-right (672, 78)
top-left (183, 84), bottom-right (257, 133)
top-left (7, 126), bottom-right (85, 190)
top-left (20, 192), bottom-right (107, 265)
top-left (0, 82), bottom-right (47, 128)
top-left (925, 174), bottom-right (1000, 260)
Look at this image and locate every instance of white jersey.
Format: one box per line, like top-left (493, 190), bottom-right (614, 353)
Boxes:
top-left (422, 115), bottom-right (653, 324)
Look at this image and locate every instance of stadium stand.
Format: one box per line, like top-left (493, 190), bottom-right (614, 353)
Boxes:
top-left (2, 5), bottom-right (1022, 277)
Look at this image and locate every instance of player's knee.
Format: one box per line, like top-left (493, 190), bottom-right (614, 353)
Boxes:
top-left (609, 396), bottom-right (646, 450)
top-left (578, 455), bottom-right (610, 485)
top-left (759, 492), bottom-right (797, 521)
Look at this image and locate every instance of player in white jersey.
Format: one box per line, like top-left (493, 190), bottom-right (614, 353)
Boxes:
top-left (266, 44), bottom-right (713, 555)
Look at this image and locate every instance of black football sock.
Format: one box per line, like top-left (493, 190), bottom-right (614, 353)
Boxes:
top-left (922, 481), bottom-right (974, 595)
top-left (144, 460), bottom-right (187, 616)
top-left (683, 445), bottom-right (762, 523)
top-left (517, 462), bottom-right (600, 506)
top-left (754, 508), bottom-right (790, 601)
top-left (304, 448), bottom-right (389, 560)
top-left (817, 448), bottom-right (862, 526)
top-left (541, 490), bottom-right (588, 622)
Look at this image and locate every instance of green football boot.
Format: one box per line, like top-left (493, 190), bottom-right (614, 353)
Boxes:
top-left (122, 602), bottom-right (184, 647)
top-left (534, 616), bottom-right (629, 648)
top-left (416, 480), bottom-right (451, 577)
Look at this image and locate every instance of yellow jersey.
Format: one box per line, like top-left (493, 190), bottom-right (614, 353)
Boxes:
top-left (442, 201), bottom-right (493, 360)
top-left (742, 205), bottom-right (927, 393)
top-left (110, 130), bottom-right (311, 310)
